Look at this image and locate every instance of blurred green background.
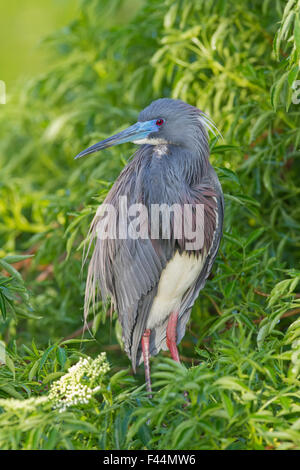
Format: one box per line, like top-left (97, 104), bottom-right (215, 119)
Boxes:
top-left (0, 0), bottom-right (139, 85)
top-left (0, 0), bottom-right (78, 84)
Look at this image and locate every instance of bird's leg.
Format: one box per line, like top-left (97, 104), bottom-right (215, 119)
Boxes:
top-left (166, 312), bottom-right (180, 362)
top-left (141, 328), bottom-right (152, 397)
top-left (166, 312), bottom-right (190, 407)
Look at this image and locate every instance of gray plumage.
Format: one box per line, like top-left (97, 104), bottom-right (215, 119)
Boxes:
top-left (80, 98), bottom-right (224, 372)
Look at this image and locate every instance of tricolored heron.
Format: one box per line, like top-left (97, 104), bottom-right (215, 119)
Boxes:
top-left (75, 98), bottom-right (224, 394)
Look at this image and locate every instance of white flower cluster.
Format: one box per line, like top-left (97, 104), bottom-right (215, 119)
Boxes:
top-left (0, 396), bottom-right (47, 413)
top-left (49, 352), bottom-right (110, 412)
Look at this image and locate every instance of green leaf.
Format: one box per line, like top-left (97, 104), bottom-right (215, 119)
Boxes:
top-left (0, 259), bottom-right (23, 282)
top-left (43, 371), bottom-right (64, 384)
top-left (271, 72), bottom-right (289, 110)
top-left (0, 292), bottom-right (7, 320)
top-left (66, 227), bottom-right (78, 260)
top-left (5, 354), bottom-right (15, 380)
top-left (56, 346), bottom-right (67, 369)
top-left (28, 360), bottom-right (40, 382)
top-left (38, 345), bottom-right (56, 374)
top-left (216, 167), bottom-right (241, 186)
top-left (3, 255), bottom-right (34, 264)
top-left (0, 384), bottom-right (23, 399)
top-left (164, 4), bottom-right (178, 29)
top-left (250, 111), bottom-right (274, 143)
top-left (244, 228), bottom-right (264, 248)
top-left (294, 13), bottom-right (300, 54)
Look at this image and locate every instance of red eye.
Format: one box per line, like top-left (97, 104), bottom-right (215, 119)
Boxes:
top-left (156, 119), bottom-right (164, 126)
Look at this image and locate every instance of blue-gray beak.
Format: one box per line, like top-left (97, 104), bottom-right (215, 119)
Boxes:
top-left (74, 120), bottom-right (158, 159)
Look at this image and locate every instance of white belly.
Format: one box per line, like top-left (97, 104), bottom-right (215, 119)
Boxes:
top-left (146, 251), bottom-right (205, 329)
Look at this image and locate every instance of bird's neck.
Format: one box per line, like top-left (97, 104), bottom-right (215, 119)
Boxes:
top-left (153, 143), bottom-right (210, 183)
top-left (136, 143), bottom-right (211, 206)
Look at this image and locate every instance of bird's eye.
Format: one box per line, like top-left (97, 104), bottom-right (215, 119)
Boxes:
top-left (156, 119), bottom-right (164, 126)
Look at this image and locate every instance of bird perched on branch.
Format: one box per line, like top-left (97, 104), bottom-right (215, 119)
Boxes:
top-left (75, 98), bottom-right (224, 395)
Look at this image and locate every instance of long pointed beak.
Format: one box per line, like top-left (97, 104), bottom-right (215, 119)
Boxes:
top-left (74, 120), bottom-right (158, 159)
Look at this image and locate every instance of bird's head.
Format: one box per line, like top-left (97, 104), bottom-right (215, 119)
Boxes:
top-left (75, 98), bottom-right (219, 159)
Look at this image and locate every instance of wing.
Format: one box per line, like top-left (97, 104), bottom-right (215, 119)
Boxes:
top-left (177, 184), bottom-right (224, 343)
top-left (84, 148), bottom-right (174, 371)
top-left (147, 169), bottom-right (224, 362)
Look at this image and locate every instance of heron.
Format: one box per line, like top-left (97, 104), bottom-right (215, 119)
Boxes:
top-left (75, 98), bottom-right (224, 395)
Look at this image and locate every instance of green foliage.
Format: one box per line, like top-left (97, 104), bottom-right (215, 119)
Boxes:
top-left (0, 0), bottom-right (299, 450)
top-left (272, 0), bottom-right (300, 110)
top-left (0, 255), bottom-right (35, 324)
